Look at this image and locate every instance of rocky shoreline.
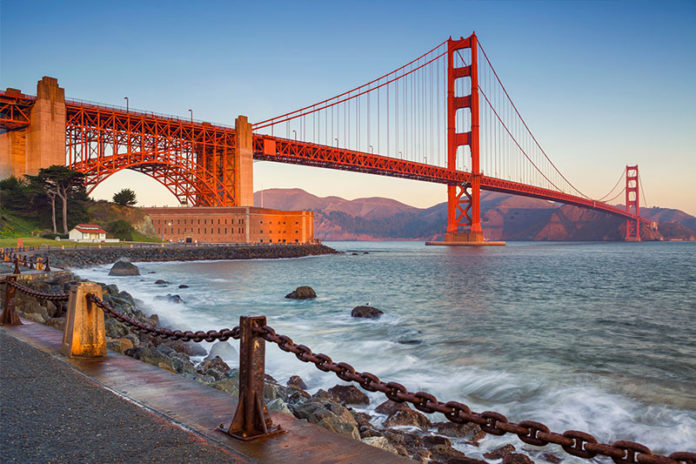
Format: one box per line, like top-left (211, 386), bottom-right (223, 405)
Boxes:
top-left (41, 243), bottom-right (340, 269)
top-left (3, 272), bottom-right (552, 464)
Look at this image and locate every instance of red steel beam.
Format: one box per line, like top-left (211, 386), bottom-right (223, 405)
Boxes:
top-left (253, 134), bottom-right (643, 222)
top-left (64, 101), bottom-right (237, 206)
top-left (0, 91), bottom-right (34, 130)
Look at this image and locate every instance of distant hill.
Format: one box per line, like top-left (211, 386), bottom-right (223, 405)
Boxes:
top-left (253, 188), bottom-right (696, 242)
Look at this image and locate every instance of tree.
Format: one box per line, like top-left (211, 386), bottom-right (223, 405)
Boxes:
top-left (113, 188), bottom-right (137, 206)
top-left (26, 166), bottom-right (85, 234)
top-left (0, 176), bottom-right (34, 212)
top-left (106, 219), bottom-right (134, 241)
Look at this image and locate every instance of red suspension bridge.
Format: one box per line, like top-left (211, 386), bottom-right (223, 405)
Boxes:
top-left (0, 33), bottom-right (645, 241)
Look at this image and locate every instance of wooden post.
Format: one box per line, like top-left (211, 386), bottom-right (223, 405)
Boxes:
top-left (218, 315), bottom-right (282, 440)
top-left (61, 282), bottom-right (106, 358)
top-left (1, 276), bottom-right (21, 326)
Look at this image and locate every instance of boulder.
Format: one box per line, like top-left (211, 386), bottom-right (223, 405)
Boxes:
top-left (382, 429), bottom-right (421, 457)
top-left (430, 444), bottom-right (485, 464)
top-left (291, 401), bottom-right (336, 424)
top-left (311, 389), bottom-right (339, 402)
top-left (106, 337), bottom-right (134, 354)
top-left (287, 375), bottom-right (307, 390)
top-left (178, 284), bottom-right (189, 289)
top-left (167, 339), bottom-right (207, 357)
top-left (154, 294), bottom-right (184, 304)
top-left (434, 421), bottom-right (485, 443)
top-left (205, 341), bottom-right (238, 361)
top-left (285, 286), bottom-right (317, 299)
top-left (210, 377), bottom-right (239, 396)
top-left (375, 400), bottom-right (412, 416)
top-left (197, 356), bottom-right (231, 376)
top-left (383, 408), bottom-right (432, 429)
top-left (267, 398), bottom-right (293, 416)
top-left (503, 454), bottom-right (534, 464)
top-left (109, 260), bottom-right (140, 276)
top-left (361, 436), bottom-right (399, 455)
top-left (351, 411), bottom-right (372, 428)
top-left (316, 417), bottom-right (360, 440)
top-left (328, 384), bottom-right (369, 405)
top-left (359, 426), bottom-right (383, 438)
top-left (484, 445), bottom-right (515, 460)
top-left (154, 279), bottom-right (169, 285)
top-left (422, 435), bottom-right (451, 448)
top-left (351, 305), bottom-right (384, 319)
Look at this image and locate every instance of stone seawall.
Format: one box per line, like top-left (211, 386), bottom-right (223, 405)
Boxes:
top-left (44, 243), bottom-right (340, 269)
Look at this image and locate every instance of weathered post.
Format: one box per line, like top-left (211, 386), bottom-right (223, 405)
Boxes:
top-left (218, 315), bottom-right (282, 440)
top-left (44, 257), bottom-right (51, 273)
top-left (61, 282), bottom-right (106, 358)
top-left (13, 257), bottom-right (20, 274)
top-left (0, 276), bottom-right (22, 326)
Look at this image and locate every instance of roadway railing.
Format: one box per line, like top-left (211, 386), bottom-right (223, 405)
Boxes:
top-left (1, 278), bottom-right (694, 462)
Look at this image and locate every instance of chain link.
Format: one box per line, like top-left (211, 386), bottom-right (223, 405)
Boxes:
top-left (86, 294), bottom-right (240, 343)
top-left (7, 279), bottom-right (70, 302)
top-left (255, 324), bottom-right (695, 464)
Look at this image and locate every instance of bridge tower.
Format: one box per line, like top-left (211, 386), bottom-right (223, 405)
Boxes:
top-left (625, 165), bottom-right (641, 241)
top-left (0, 77), bottom-right (65, 179)
top-left (445, 33), bottom-right (484, 244)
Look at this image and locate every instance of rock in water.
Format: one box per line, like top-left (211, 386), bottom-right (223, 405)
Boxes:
top-left (205, 341), bottom-right (238, 361)
top-left (328, 384), bottom-right (369, 405)
top-left (108, 260), bottom-right (140, 276)
top-left (154, 294), bottom-right (184, 304)
top-left (351, 305), bottom-right (383, 319)
top-left (285, 286), bottom-right (317, 299)
top-left (287, 375), bottom-right (308, 390)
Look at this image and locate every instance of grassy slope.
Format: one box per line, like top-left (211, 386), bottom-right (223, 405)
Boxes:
top-left (0, 202), bottom-right (160, 243)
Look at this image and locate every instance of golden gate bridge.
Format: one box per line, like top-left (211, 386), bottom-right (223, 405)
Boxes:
top-left (0, 33), bottom-right (646, 242)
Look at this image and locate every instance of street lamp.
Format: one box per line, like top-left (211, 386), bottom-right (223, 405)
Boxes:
top-left (369, 145), bottom-right (374, 154)
top-left (124, 96), bottom-right (129, 112)
top-left (188, 109), bottom-right (193, 123)
top-left (334, 138), bottom-right (339, 147)
top-left (292, 129), bottom-right (297, 140)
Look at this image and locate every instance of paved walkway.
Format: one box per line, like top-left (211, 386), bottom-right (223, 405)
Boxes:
top-left (0, 331), bottom-right (244, 464)
top-left (1, 321), bottom-right (410, 464)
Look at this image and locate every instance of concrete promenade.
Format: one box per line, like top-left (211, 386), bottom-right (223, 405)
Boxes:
top-left (0, 320), bottom-right (410, 464)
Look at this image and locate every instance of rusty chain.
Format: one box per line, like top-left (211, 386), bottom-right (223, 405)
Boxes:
top-left (86, 294), bottom-right (240, 343)
top-left (255, 324), bottom-right (695, 464)
top-left (7, 279), bottom-right (70, 302)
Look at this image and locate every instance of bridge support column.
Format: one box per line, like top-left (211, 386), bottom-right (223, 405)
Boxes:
top-left (28, 77), bottom-right (66, 174)
top-left (0, 77), bottom-right (65, 179)
top-left (625, 165), bottom-right (641, 242)
top-left (235, 116), bottom-right (254, 206)
top-left (434, 34), bottom-right (500, 246)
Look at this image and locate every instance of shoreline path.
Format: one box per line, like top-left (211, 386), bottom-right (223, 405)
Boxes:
top-left (0, 331), bottom-right (245, 463)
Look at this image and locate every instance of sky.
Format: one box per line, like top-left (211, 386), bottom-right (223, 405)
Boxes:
top-left (1, 0), bottom-right (695, 215)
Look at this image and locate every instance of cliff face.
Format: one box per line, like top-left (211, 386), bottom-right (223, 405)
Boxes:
top-left (87, 201), bottom-right (156, 236)
top-left (253, 189), bottom-right (696, 242)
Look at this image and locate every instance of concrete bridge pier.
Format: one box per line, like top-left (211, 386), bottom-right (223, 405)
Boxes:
top-left (0, 77), bottom-right (65, 179)
top-left (235, 115), bottom-right (254, 207)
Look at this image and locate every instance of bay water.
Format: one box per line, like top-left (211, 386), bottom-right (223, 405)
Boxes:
top-left (76, 241), bottom-right (696, 459)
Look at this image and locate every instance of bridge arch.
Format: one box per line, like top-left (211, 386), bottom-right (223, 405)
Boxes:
top-left (71, 152), bottom-right (227, 206)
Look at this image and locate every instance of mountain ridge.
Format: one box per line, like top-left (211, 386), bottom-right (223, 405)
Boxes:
top-left (253, 188), bottom-right (696, 242)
